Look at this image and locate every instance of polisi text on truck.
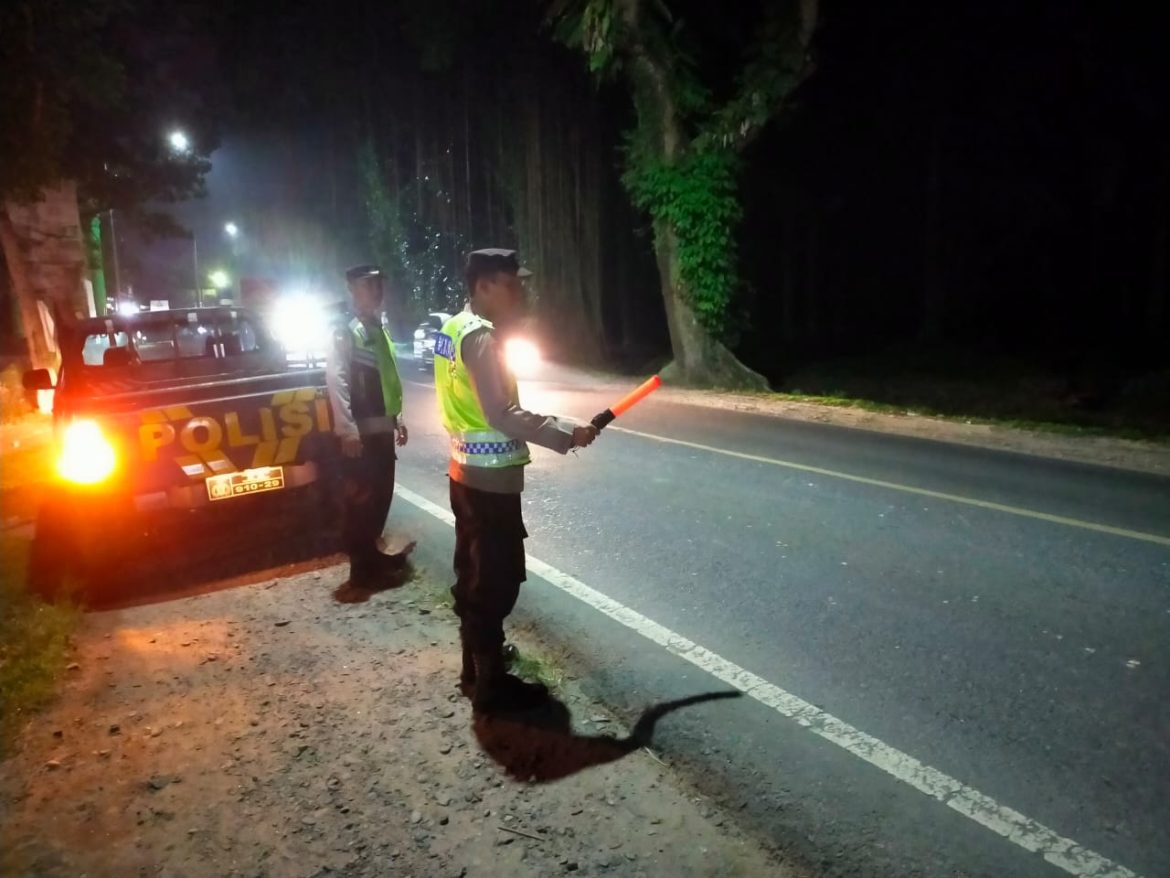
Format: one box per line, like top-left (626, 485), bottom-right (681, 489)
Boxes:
top-left (138, 388), bottom-right (331, 478)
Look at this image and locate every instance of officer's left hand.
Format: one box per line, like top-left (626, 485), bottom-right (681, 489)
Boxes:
top-left (395, 423), bottom-right (409, 447)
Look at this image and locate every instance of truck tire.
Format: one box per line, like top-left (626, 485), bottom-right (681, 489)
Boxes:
top-left (28, 495), bottom-right (134, 605)
top-left (301, 478), bottom-right (343, 558)
top-left (296, 436), bottom-right (343, 559)
top-left (28, 499), bottom-right (81, 602)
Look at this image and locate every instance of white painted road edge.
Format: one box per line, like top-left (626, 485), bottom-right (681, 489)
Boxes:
top-left (394, 482), bottom-right (1143, 878)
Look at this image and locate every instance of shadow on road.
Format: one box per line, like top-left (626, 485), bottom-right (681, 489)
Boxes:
top-left (473, 690), bottom-right (742, 783)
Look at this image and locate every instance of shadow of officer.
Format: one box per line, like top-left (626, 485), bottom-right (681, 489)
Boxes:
top-left (472, 690), bottom-right (742, 783)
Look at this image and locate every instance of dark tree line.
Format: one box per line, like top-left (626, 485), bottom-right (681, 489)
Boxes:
top-left (737, 1), bottom-right (1170, 398)
top-left (217, 0), bottom-right (663, 363)
top-left (216, 0), bottom-right (1169, 405)
top-left (10, 0), bottom-right (1162, 409)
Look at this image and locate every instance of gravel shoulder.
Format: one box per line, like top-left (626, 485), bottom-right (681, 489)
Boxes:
top-left (529, 363), bottom-right (1170, 476)
top-left (657, 388), bottom-right (1170, 476)
top-left (0, 562), bottom-right (797, 878)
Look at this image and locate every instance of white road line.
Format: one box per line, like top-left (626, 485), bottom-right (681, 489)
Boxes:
top-left (575, 420), bottom-right (1170, 549)
top-left (394, 482), bottom-right (1143, 878)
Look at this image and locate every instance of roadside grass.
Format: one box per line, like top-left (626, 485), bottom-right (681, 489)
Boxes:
top-left (0, 532), bottom-right (79, 757)
top-left (555, 347), bottom-right (1170, 443)
top-left (700, 350), bottom-right (1170, 444)
top-left (750, 388), bottom-right (1170, 443)
top-left (0, 416), bottom-right (78, 757)
top-left (410, 567), bottom-right (453, 610)
top-left (507, 647), bottom-right (566, 693)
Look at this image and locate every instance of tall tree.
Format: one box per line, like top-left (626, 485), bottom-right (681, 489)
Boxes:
top-left (0, 0), bottom-right (216, 368)
top-left (550, 0), bottom-right (818, 386)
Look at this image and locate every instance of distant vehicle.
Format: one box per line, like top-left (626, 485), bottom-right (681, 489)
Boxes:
top-left (416, 311), bottom-right (544, 378)
top-left (413, 311), bottom-right (452, 372)
top-left (265, 292), bottom-right (341, 368)
top-left (23, 307), bottom-right (339, 598)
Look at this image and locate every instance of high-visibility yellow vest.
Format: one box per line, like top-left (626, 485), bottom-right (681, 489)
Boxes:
top-left (346, 316), bottom-right (403, 418)
top-left (434, 311), bottom-right (531, 468)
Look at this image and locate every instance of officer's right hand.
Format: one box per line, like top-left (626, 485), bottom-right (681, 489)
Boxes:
top-left (571, 425), bottom-right (599, 449)
top-left (341, 434), bottom-right (363, 458)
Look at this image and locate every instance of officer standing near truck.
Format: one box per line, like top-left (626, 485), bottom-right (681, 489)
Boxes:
top-left (435, 249), bottom-right (598, 711)
top-left (326, 264), bottom-right (409, 589)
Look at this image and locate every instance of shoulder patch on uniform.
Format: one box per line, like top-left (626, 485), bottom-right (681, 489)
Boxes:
top-left (434, 332), bottom-right (456, 361)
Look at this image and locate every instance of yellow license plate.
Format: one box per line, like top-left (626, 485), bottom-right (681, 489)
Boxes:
top-left (206, 466), bottom-right (285, 501)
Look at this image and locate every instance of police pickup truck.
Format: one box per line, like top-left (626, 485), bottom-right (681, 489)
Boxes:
top-left (23, 306), bottom-right (339, 597)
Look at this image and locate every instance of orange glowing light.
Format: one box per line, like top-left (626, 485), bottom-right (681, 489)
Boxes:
top-left (504, 337), bottom-right (541, 376)
top-left (609, 374), bottom-right (662, 417)
top-left (57, 419), bottom-right (116, 484)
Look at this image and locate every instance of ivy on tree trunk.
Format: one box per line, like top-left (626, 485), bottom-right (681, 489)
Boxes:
top-left (550, 0), bottom-right (819, 387)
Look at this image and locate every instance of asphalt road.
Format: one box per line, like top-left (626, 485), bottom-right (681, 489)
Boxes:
top-left (391, 363), bottom-right (1170, 878)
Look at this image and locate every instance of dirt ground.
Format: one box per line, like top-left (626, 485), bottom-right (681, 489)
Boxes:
top-left (0, 561), bottom-right (796, 878)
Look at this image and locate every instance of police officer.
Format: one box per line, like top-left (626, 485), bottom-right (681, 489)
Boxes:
top-left (435, 249), bottom-right (598, 711)
top-left (326, 264), bottom-right (409, 588)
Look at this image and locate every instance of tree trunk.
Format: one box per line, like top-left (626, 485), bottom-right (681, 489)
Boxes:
top-left (0, 210), bottom-right (55, 372)
top-left (649, 221), bottom-right (764, 387)
top-left (620, 0), bottom-right (768, 389)
top-left (781, 209), bottom-right (797, 344)
top-left (920, 118), bottom-right (945, 342)
top-left (0, 181), bottom-right (88, 372)
top-left (805, 217), bottom-right (821, 344)
top-left (1149, 148), bottom-right (1168, 335)
top-left (463, 67), bottom-right (474, 241)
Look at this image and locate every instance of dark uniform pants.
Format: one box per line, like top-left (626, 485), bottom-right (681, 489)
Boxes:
top-left (342, 432), bottom-right (397, 578)
top-left (450, 479), bottom-right (528, 654)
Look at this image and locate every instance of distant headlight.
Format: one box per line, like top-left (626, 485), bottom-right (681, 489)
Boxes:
top-left (271, 295), bottom-right (330, 353)
top-left (504, 338), bottom-right (541, 377)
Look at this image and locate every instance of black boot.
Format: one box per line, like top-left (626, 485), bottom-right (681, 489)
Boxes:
top-left (347, 557), bottom-right (377, 589)
top-left (472, 650), bottom-right (548, 713)
top-left (373, 550), bottom-right (409, 573)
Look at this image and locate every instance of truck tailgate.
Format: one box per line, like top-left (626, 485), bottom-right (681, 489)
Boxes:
top-left (69, 371), bottom-right (334, 496)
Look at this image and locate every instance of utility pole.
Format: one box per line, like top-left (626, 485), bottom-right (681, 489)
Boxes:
top-left (192, 234), bottom-right (202, 308)
top-left (107, 209), bottom-right (122, 299)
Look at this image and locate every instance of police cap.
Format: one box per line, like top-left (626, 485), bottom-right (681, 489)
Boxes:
top-left (464, 249), bottom-right (532, 290)
top-left (345, 264), bottom-right (383, 283)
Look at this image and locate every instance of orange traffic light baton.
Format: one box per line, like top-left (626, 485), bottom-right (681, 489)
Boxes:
top-left (590, 375), bottom-right (663, 430)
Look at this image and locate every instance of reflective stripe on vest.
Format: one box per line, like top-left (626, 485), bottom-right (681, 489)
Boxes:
top-left (448, 430), bottom-right (530, 468)
top-left (434, 311), bottom-right (531, 469)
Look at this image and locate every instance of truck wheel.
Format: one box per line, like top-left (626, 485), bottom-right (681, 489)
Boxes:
top-left (300, 479), bottom-right (342, 558)
top-left (28, 496), bottom-right (134, 605)
top-left (28, 500), bottom-right (82, 602)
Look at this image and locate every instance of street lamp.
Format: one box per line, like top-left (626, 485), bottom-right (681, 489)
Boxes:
top-left (224, 222), bottom-right (239, 238)
top-left (209, 269), bottom-right (231, 290)
top-left (168, 129), bottom-right (190, 153)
